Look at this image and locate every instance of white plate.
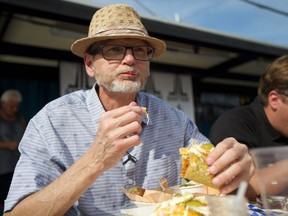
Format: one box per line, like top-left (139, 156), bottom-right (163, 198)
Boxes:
top-left (121, 205), bottom-right (211, 216)
top-left (132, 202), bottom-right (158, 208)
top-left (121, 205), bottom-right (157, 216)
top-left (171, 184), bottom-right (206, 195)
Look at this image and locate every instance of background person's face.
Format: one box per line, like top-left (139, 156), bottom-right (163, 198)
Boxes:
top-left (1, 100), bottom-right (20, 118)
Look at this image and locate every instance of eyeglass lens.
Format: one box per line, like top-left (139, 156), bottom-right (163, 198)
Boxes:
top-left (101, 45), bottom-right (153, 61)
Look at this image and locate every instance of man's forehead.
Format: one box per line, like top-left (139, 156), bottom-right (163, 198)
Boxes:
top-left (5, 100), bottom-right (20, 105)
top-left (102, 38), bottom-right (148, 45)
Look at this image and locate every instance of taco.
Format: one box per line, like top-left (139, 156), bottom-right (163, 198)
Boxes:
top-left (179, 143), bottom-right (219, 189)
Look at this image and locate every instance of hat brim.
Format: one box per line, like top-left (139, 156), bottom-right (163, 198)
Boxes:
top-left (71, 35), bottom-right (166, 58)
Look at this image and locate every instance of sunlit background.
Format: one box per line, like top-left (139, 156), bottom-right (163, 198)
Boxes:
top-left (64, 0), bottom-right (288, 48)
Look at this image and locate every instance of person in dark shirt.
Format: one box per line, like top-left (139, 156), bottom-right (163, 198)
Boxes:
top-left (209, 55), bottom-right (288, 149)
top-left (209, 55), bottom-right (288, 199)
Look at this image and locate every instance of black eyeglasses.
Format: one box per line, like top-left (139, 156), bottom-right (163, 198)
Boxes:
top-left (89, 44), bottom-right (154, 61)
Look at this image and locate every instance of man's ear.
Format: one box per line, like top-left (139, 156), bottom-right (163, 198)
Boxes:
top-left (83, 54), bottom-right (95, 78)
top-left (268, 90), bottom-right (281, 111)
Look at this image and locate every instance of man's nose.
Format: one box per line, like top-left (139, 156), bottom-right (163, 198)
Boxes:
top-left (122, 48), bottom-right (136, 64)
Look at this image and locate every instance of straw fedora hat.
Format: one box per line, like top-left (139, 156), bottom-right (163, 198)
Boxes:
top-left (71, 4), bottom-right (166, 58)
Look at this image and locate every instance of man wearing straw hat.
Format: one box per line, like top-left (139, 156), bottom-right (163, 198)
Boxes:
top-left (4, 4), bottom-right (254, 215)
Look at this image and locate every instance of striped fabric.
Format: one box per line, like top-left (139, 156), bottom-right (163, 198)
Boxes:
top-left (5, 85), bottom-right (210, 216)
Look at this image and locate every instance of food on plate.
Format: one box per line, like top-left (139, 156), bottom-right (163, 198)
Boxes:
top-left (151, 193), bottom-right (208, 216)
top-left (127, 186), bottom-right (145, 196)
top-left (179, 181), bottom-right (199, 187)
top-left (159, 177), bottom-right (169, 191)
top-left (179, 143), bottom-right (219, 189)
top-left (171, 182), bottom-right (206, 196)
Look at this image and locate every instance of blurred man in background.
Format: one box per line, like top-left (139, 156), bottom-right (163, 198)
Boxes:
top-left (0, 89), bottom-right (26, 215)
top-left (209, 55), bottom-right (288, 199)
top-left (209, 55), bottom-right (288, 149)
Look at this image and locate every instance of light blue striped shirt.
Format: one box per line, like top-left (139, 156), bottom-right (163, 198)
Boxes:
top-left (5, 85), bottom-right (210, 215)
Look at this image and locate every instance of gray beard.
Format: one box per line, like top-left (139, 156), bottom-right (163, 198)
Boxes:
top-left (97, 79), bottom-right (144, 93)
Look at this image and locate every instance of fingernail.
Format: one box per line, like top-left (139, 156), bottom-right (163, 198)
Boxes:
top-left (213, 177), bottom-right (220, 185)
top-left (209, 166), bottom-right (217, 175)
top-left (206, 157), bottom-right (213, 165)
top-left (221, 189), bottom-right (228, 194)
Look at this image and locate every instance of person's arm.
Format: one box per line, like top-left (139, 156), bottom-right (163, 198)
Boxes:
top-left (4, 104), bottom-right (145, 216)
top-left (0, 141), bottom-right (19, 151)
top-left (249, 159), bottom-right (288, 197)
top-left (4, 146), bottom-right (105, 216)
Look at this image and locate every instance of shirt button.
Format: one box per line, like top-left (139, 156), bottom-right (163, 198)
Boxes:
top-left (128, 179), bottom-right (134, 185)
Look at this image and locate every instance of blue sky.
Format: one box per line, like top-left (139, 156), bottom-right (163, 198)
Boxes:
top-left (65, 0), bottom-right (288, 48)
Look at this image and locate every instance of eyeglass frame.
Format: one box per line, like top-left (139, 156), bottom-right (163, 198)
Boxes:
top-left (86, 43), bottom-right (154, 61)
top-left (280, 92), bottom-right (288, 97)
top-left (276, 90), bottom-right (288, 97)
top-left (275, 90), bottom-right (288, 105)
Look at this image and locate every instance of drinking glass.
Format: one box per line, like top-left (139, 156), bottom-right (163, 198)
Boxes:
top-left (250, 146), bottom-right (288, 214)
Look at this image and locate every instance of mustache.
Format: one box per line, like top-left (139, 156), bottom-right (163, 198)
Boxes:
top-left (114, 66), bottom-right (140, 75)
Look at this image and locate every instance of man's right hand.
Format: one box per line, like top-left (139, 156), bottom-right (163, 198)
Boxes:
top-left (91, 103), bottom-right (145, 170)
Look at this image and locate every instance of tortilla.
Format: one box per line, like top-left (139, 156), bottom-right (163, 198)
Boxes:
top-left (179, 143), bottom-right (219, 189)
